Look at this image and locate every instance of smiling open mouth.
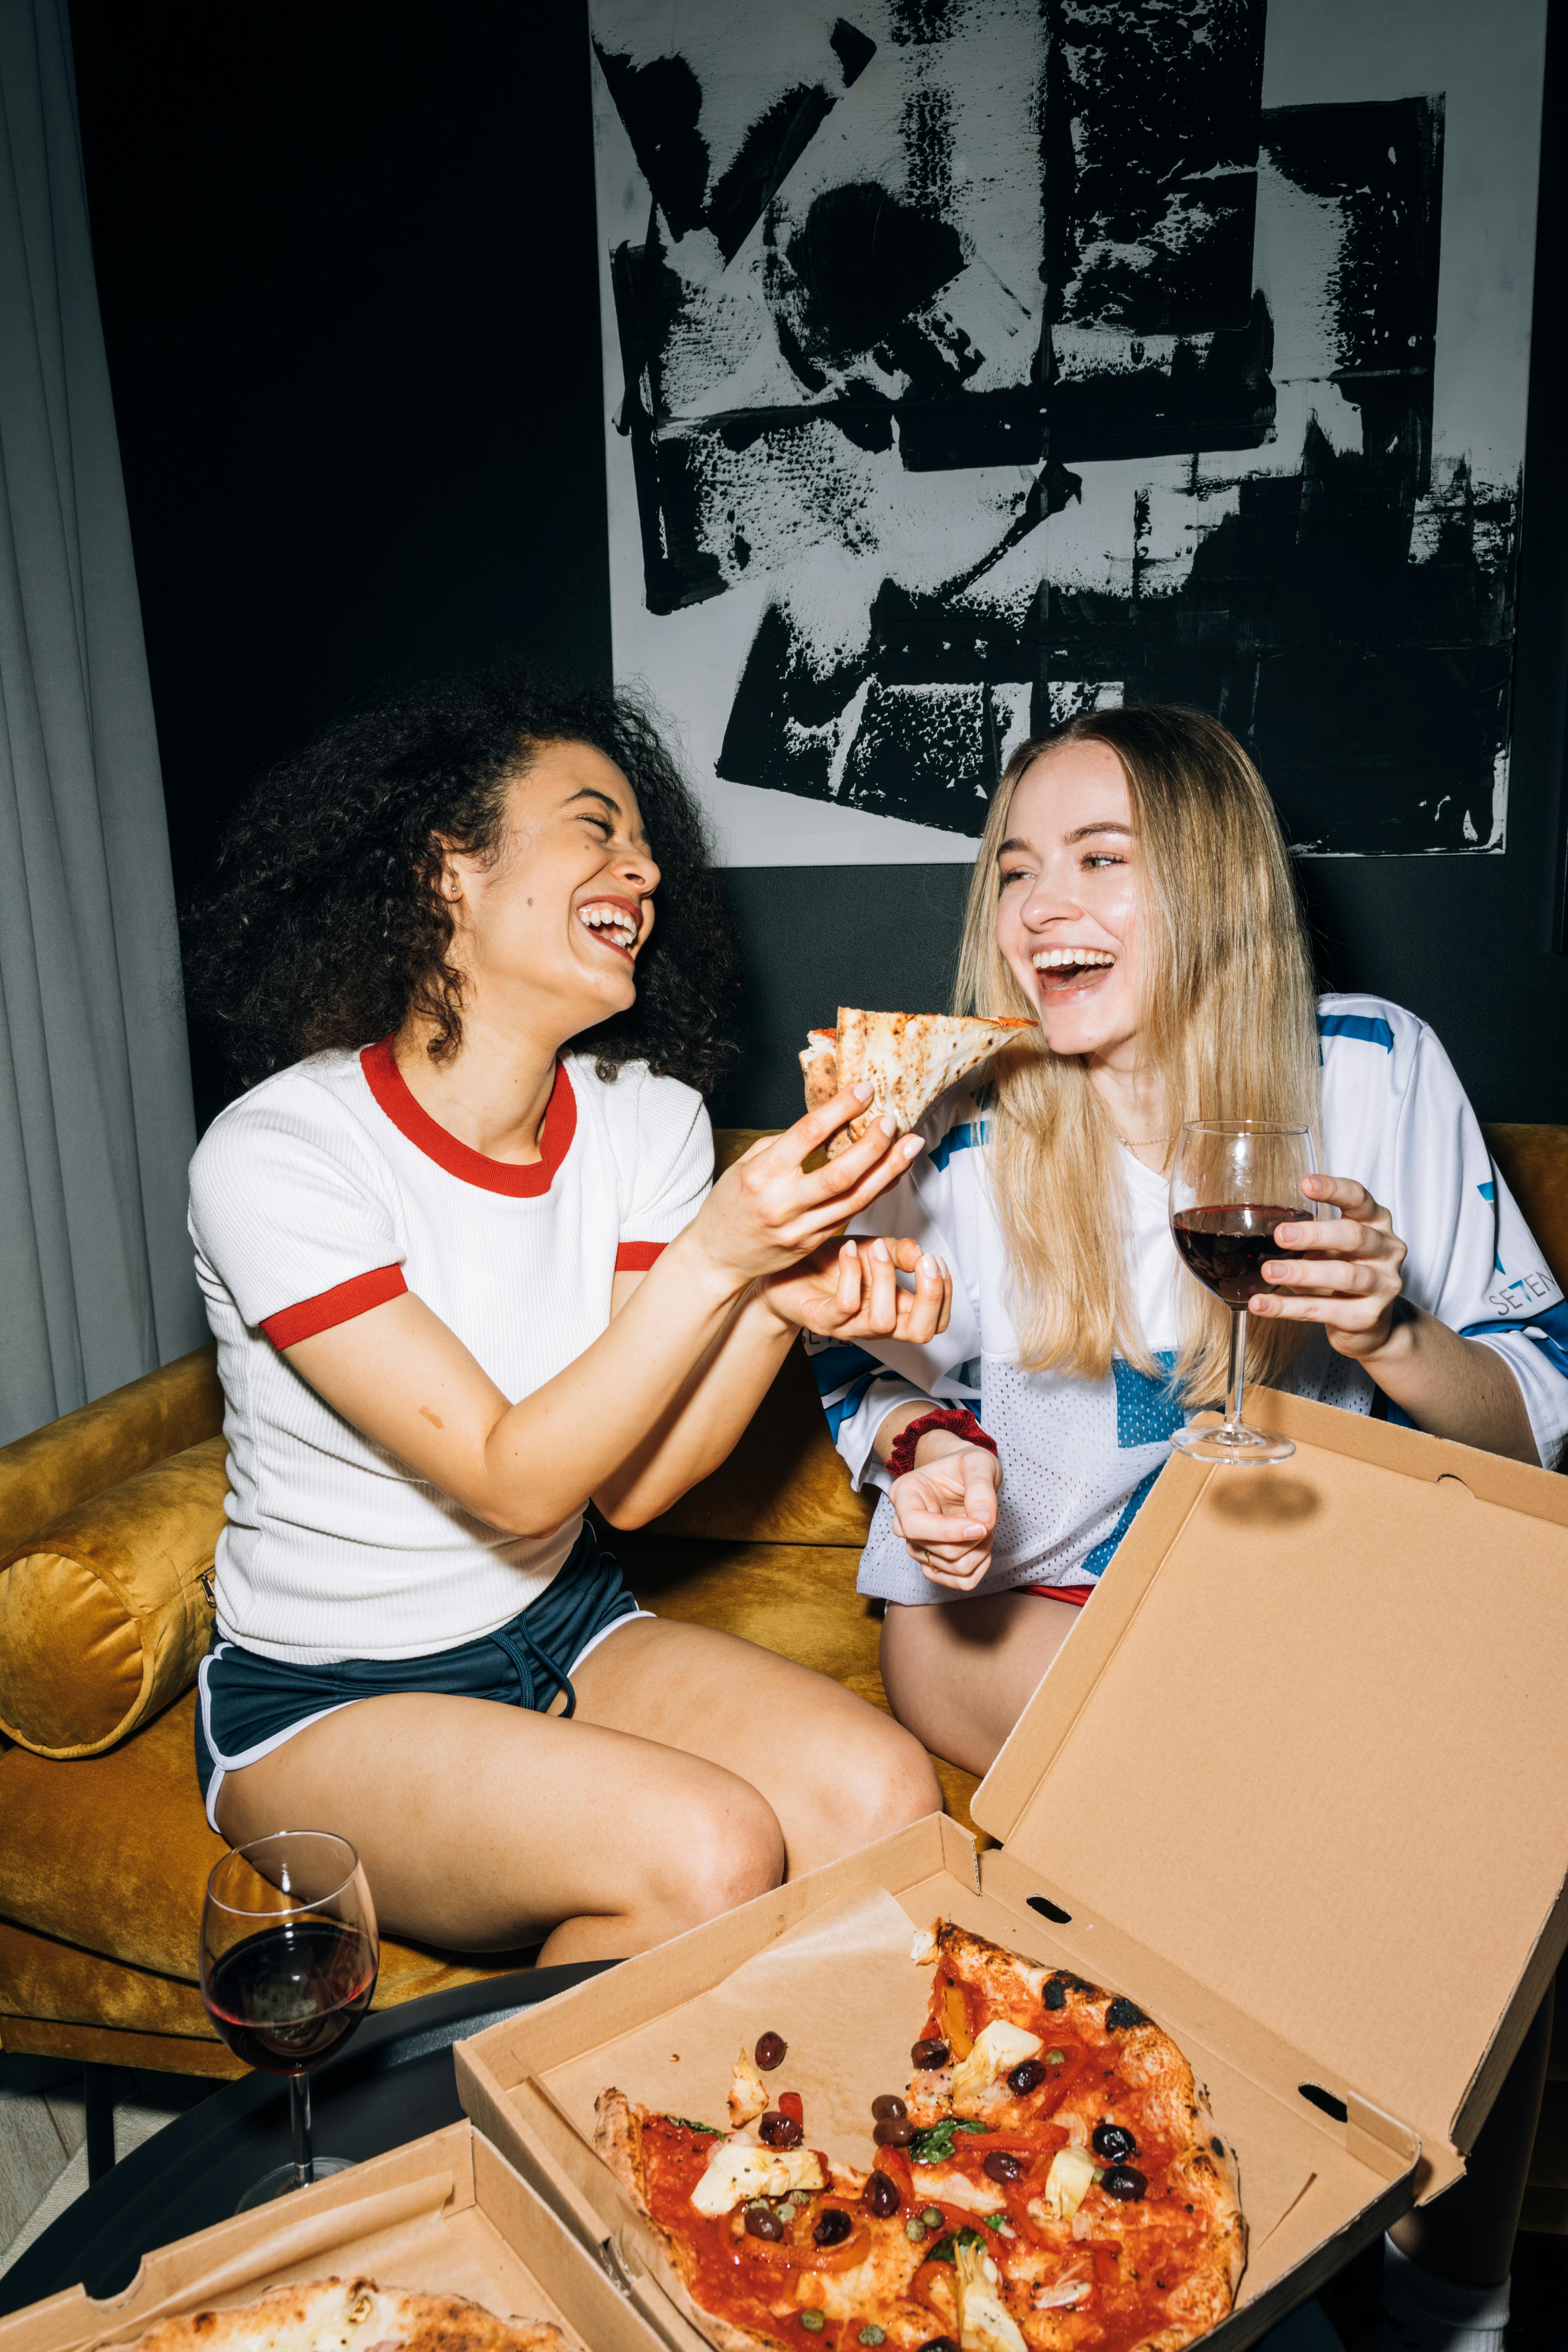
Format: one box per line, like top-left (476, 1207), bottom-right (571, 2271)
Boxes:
top-left (1031, 946), bottom-right (1116, 995)
top-left (577, 899), bottom-right (640, 957)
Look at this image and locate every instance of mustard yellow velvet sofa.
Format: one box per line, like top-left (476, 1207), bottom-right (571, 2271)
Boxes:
top-left (3, 1125), bottom-right (1568, 2224)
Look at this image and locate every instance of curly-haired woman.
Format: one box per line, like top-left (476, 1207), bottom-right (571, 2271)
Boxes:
top-left (183, 669), bottom-right (947, 1962)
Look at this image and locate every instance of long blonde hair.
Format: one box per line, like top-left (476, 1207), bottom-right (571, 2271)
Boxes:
top-left (954, 706), bottom-right (1320, 1403)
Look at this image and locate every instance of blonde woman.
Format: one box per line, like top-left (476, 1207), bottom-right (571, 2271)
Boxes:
top-left (808, 704), bottom-right (1564, 2348)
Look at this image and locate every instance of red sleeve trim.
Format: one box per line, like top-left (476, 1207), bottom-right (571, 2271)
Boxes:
top-left (615, 1240), bottom-right (667, 1272)
top-left (1026, 1582), bottom-right (1095, 1608)
top-left (261, 1264), bottom-right (408, 1349)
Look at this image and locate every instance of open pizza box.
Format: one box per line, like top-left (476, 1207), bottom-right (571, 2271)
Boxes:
top-left (453, 1389), bottom-right (1568, 2347)
top-left (0, 2119), bottom-right (686, 2352)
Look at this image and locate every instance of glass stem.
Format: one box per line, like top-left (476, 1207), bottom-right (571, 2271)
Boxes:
top-left (289, 2071), bottom-right (314, 2191)
top-left (1224, 1308), bottom-right (1248, 1436)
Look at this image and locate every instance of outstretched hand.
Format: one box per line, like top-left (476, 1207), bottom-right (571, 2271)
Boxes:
top-left (761, 1234), bottom-right (952, 1344)
top-left (891, 1432), bottom-right (1002, 1591)
top-left (690, 1084), bottom-right (926, 1295)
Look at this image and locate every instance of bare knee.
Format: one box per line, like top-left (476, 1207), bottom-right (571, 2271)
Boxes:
top-left (662, 1785), bottom-right (787, 1931)
top-left (822, 1716), bottom-right (943, 1854)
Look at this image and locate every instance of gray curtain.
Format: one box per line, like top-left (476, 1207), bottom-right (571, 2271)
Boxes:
top-left (0, 0), bottom-right (206, 1448)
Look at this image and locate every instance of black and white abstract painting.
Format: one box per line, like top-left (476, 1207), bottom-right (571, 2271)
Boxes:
top-left (588, 1), bottom-right (1547, 863)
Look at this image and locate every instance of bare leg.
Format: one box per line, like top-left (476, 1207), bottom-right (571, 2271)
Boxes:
top-left (569, 1616), bottom-right (940, 1874)
top-left (217, 1690), bottom-right (785, 1962)
top-left (1389, 1982), bottom-right (1553, 2287)
top-left (217, 1616), bottom-right (938, 1962)
top-left (879, 1592), bottom-right (1083, 1776)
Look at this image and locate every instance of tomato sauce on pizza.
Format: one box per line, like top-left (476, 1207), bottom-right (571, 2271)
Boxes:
top-left (594, 1921), bottom-right (1245, 2352)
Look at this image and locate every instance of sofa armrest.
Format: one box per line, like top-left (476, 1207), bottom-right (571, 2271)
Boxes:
top-left (0, 1345), bottom-right (224, 1560)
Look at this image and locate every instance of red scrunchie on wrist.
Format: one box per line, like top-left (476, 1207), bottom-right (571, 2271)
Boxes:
top-left (886, 1406), bottom-right (998, 1482)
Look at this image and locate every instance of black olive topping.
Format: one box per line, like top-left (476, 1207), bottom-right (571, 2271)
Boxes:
top-left (743, 2203), bottom-right (784, 2241)
top-left (1042, 1981), bottom-right (1066, 2011)
top-left (1092, 2122), bottom-right (1138, 2163)
top-left (1101, 2164), bottom-right (1148, 2202)
top-left (813, 2207), bottom-right (853, 2247)
top-left (1106, 1996), bottom-right (1144, 2030)
top-left (759, 2111), bottom-right (804, 2148)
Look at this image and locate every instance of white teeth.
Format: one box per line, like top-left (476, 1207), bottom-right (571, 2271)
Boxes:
top-left (1031, 947), bottom-right (1115, 970)
top-left (578, 904), bottom-right (638, 948)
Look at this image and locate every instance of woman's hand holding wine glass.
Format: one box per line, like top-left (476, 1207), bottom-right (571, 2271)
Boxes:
top-left (1246, 1172), bottom-right (1410, 1357)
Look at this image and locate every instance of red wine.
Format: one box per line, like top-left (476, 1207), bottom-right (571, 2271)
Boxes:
top-left (1172, 1205), bottom-right (1307, 1307)
top-left (203, 1918), bottom-right (377, 2074)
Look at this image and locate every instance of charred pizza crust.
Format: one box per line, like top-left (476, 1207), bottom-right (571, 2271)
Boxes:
top-left (123, 2277), bottom-right (566, 2352)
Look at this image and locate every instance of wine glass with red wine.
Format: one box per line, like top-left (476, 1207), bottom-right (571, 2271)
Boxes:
top-left (200, 1830), bottom-right (378, 2211)
top-left (1169, 1121), bottom-right (1318, 1465)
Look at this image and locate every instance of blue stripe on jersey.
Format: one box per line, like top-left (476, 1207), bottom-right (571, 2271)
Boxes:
top-left (824, 1375), bottom-right (877, 1440)
top-left (1463, 1298), bottom-right (1568, 1381)
top-left (1478, 1180), bottom-right (1496, 1203)
top-left (1080, 1465), bottom-right (1162, 1581)
top-left (804, 1340), bottom-right (879, 1398)
top-left (1317, 1012), bottom-right (1395, 1052)
top-left (1112, 1354), bottom-right (1182, 1448)
top-left (930, 1120), bottom-right (988, 1172)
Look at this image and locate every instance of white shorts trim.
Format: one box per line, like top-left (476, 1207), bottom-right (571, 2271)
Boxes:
top-left (197, 1606), bottom-right (657, 1832)
top-left (198, 1642), bottom-right (359, 1833)
top-left (569, 1604), bottom-right (654, 1674)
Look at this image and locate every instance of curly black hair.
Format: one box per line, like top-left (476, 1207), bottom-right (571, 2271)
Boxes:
top-left (182, 667), bottom-right (738, 1096)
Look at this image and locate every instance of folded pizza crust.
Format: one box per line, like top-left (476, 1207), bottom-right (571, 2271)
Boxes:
top-left (798, 1008), bottom-right (1036, 1157)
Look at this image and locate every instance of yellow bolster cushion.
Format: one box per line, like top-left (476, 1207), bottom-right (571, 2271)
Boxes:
top-left (0, 1436), bottom-right (231, 1758)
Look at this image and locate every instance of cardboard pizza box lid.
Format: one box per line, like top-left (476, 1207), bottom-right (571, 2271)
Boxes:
top-left (974, 1385), bottom-right (1568, 2178)
top-left (0, 2121), bottom-right (672, 2352)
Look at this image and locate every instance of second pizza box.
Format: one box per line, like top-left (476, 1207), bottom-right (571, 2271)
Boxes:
top-left (454, 1389), bottom-right (1568, 2346)
top-left (0, 2120), bottom-right (687, 2352)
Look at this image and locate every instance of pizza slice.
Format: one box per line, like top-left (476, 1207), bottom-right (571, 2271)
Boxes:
top-left (798, 1009), bottom-right (1036, 1158)
top-left (595, 2089), bottom-right (943, 2352)
top-left (123, 2277), bottom-right (567, 2352)
top-left (900, 1921), bottom-right (1246, 2346)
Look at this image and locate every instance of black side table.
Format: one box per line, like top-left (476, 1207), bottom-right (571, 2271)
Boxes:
top-left (0, 1963), bottom-right (613, 2318)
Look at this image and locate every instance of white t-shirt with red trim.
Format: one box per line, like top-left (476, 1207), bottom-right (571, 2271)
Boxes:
top-left (187, 1041), bottom-right (712, 1664)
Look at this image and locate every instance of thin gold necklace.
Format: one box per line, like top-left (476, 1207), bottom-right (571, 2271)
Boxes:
top-left (1116, 1132), bottom-right (1174, 1150)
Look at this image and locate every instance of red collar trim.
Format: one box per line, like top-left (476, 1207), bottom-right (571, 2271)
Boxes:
top-left (359, 1038), bottom-right (577, 1197)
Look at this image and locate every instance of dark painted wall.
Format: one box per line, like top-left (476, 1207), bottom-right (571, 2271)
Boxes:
top-left (70, 0), bottom-right (1568, 1136)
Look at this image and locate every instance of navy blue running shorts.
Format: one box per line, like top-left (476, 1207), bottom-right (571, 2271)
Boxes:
top-left (194, 1522), bottom-right (648, 1830)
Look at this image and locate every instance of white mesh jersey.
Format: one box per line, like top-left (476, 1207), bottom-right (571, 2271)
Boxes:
top-left (188, 1041), bottom-right (711, 1663)
top-left (810, 995), bottom-right (1568, 1608)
